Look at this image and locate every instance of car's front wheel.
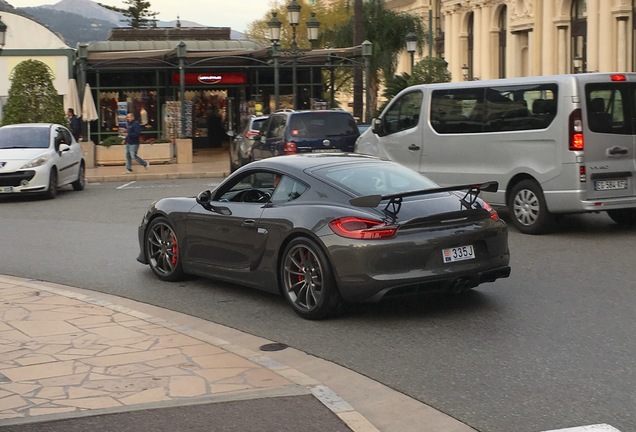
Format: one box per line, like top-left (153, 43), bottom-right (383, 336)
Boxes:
top-left (280, 237), bottom-right (344, 320)
top-left (72, 162), bottom-right (86, 191)
top-left (145, 217), bottom-right (184, 282)
top-left (44, 168), bottom-right (58, 199)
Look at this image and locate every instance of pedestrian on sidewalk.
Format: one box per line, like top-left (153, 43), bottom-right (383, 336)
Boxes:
top-left (123, 112), bottom-right (149, 173)
top-left (67, 108), bottom-right (81, 142)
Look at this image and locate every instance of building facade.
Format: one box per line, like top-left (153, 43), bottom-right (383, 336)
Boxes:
top-left (0, 11), bottom-right (74, 120)
top-left (388, 0), bottom-right (636, 81)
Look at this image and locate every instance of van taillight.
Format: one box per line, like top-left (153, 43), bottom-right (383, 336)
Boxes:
top-left (611, 74), bottom-right (626, 82)
top-left (569, 108), bottom-right (584, 151)
top-left (283, 142), bottom-right (297, 154)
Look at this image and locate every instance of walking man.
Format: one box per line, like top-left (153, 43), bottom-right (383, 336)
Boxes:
top-left (124, 112), bottom-right (148, 173)
top-left (67, 108), bottom-right (81, 142)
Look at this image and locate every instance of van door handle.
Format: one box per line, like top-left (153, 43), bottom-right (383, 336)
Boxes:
top-left (242, 219), bottom-right (256, 226)
top-left (408, 144), bottom-right (420, 151)
top-left (607, 146), bottom-right (628, 157)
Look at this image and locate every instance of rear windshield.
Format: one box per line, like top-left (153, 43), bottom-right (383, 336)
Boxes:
top-left (0, 127), bottom-right (49, 149)
top-left (315, 161), bottom-right (438, 197)
top-left (289, 113), bottom-right (359, 138)
top-left (585, 83), bottom-right (634, 135)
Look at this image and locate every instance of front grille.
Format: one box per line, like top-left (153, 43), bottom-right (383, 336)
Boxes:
top-left (0, 171), bottom-right (36, 187)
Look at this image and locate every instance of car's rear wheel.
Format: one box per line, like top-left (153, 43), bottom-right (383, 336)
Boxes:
top-left (509, 179), bottom-right (554, 234)
top-left (607, 208), bottom-right (636, 227)
top-left (280, 237), bottom-right (344, 320)
top-left (44, 168), bottom-right (58, 199)
top-left (145, 217), bottom-right (184, 282)
top-left (72, 162), bottom-right (86, 191)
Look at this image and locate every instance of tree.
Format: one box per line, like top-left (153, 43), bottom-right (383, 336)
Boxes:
top-left (106, 0), bottom-right (158, 28)
top-left (1, 60), bottom-right (66, 126)
top-left (380, 56), bottom-right (452, 112)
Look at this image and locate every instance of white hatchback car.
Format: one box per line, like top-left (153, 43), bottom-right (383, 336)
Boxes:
top-left (0, 123), bottom-right (85, 198)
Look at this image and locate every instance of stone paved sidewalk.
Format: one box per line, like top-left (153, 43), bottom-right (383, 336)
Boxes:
top-left (0, 276), bottom-right (374, 431)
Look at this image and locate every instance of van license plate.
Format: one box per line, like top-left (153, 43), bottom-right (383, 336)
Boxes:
top-left (0, 186), bottom-right (14, 193)
top-left (594, 179), bottom-right (627, 191)
top-left (442, 245), bottom-right (475, 263)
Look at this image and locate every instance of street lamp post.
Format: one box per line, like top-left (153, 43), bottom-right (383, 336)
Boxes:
top-left (267, 12), bottom-right (282, 111)
top-left (267, 1), bottom-right (320, 111)
top-left (362, 40), bottom-right (373, 124)
top-left (405, 32), bottom-right (417, 74)
top-left (176, 41), bottom-right (187, 139)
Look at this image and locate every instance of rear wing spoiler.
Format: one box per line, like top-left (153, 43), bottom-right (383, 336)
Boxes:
top-left (350, 181), bottom-right (498, 218)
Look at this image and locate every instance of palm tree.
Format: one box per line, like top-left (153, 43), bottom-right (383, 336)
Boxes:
top-left (321, 0), bottom-right (426, 115)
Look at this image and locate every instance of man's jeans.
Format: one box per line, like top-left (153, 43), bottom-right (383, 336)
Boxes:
top-left (126, 143), bottom-right (147, 171)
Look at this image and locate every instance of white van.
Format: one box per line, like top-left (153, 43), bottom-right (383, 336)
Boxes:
top-left (356, 73), bottom-right (636, 234)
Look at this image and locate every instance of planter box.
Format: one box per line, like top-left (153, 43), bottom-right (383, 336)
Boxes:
top-left (95, 143), bottom-right (174, 166)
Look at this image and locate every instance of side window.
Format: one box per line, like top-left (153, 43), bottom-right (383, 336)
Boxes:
top-left (271, 175), bottom-right (308, 203)
top-left (383, 91), bottom-right (423, 135)
top-left (431, 89), bottom-right (484, 134)
top-left (61, 128), bottom-right (73, 145)
top-left (431, 84), bottom-right (557, 134)
top-left (216, 171), bottom-right (277, 203)
top-left (586, 84), bottom-right (629, 134)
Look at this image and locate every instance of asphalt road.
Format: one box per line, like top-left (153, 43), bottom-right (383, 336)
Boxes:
top-left (1, 179), bottom-right (635, 432)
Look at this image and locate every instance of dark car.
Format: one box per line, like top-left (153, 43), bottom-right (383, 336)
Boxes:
top-left (229, 115), bottom-right (268, 172)
top-left (137, 154), bottom-right (510, 320)
top-left (251, 110), bottom-right (360, 161)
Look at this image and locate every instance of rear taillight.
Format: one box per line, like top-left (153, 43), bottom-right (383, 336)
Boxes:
top-left (283, 142), bottom-right (297, 154)
top-left (329, 217), bottom-right (398, 239)
top-left (481, 201), bottom-right (500, 221)
top-left (245, 131), bottom-right (258, 139)
top-left (569, 108), bottom-right (584, 151)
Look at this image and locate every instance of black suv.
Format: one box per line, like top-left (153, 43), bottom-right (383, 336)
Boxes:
top-left (252, 110), bottom-right (359, 161)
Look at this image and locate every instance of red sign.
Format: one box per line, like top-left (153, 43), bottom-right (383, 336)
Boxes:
top-left (172, 72), bottom-right (247, 85)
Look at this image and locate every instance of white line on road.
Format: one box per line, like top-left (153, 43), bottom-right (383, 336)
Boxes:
top-left (541, 424), bottom-right (621, 432)
top-left (116, 181), bottom-right (139, 190)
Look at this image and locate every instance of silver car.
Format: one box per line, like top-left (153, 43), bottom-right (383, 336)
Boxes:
top-left (229, 115), bottom-right (268, 172)
top-left (0, 123), bottom-right (86, 198)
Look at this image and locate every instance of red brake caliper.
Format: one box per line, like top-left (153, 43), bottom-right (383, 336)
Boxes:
top-left (297, 249), bottom-right (304, 283)
top-left (171, 235), bottom-right (178, 266)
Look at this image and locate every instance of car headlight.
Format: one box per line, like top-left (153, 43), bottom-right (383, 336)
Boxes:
top-left (21, 154), bottom-right (50, 169)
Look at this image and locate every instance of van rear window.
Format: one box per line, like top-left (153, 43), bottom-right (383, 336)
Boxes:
top-left (585, 84), bottom-right (632, 134)
top-left (431, 84), bottom-right (558, 134)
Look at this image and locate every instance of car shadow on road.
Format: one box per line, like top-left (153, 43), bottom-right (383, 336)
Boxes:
top-left (344, 289), bottom-right (500, 322)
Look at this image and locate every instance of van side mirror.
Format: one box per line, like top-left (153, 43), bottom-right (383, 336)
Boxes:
top-left (371, 117), bottom-right (386, 137)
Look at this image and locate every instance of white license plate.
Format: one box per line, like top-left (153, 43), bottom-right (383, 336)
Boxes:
top-left (594, 179), bottom-right (628, 191)
top-left (0, 186), bottom-right (14, 193)
top-left (442, 245), bottom-right (475, 263)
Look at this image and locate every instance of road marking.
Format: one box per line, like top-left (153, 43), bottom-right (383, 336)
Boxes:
top-left (542, 425), bottom-right (621, 432)
top-left (117, 181), bottom-right (137, 190)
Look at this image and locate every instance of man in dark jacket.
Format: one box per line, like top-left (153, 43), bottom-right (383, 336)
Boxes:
top-left (67, 108), bottom-right (81, 142)
top-left (124, 112), bottom-right (148, 173)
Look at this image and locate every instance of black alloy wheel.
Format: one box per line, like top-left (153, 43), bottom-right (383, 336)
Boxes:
top-left (145, 217), bottom-right (184, 282)
top-left (280, 237), bottom-right (344, 320)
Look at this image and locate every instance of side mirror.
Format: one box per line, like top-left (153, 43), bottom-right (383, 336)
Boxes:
top-left (59, 143), bottom-right (71, 153)
top-left (196, 190), bottom-right (213, 209)
top-left (371, 117), bottom-right (386, 136)
top-left (196, 190), bottom-right (232, 215)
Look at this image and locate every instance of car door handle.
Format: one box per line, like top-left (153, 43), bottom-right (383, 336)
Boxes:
top-left (408, 144), bottom-right (420, 151)
top-left (607, 146), bottom-right (628, 157)
top-left (242, 219), bottom-right (256, 226)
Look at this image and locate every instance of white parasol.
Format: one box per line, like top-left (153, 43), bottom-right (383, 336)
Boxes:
top-left (82, 83), bottom-right (99, 141)
top-left (64, 78), bottom-right (82, 118)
